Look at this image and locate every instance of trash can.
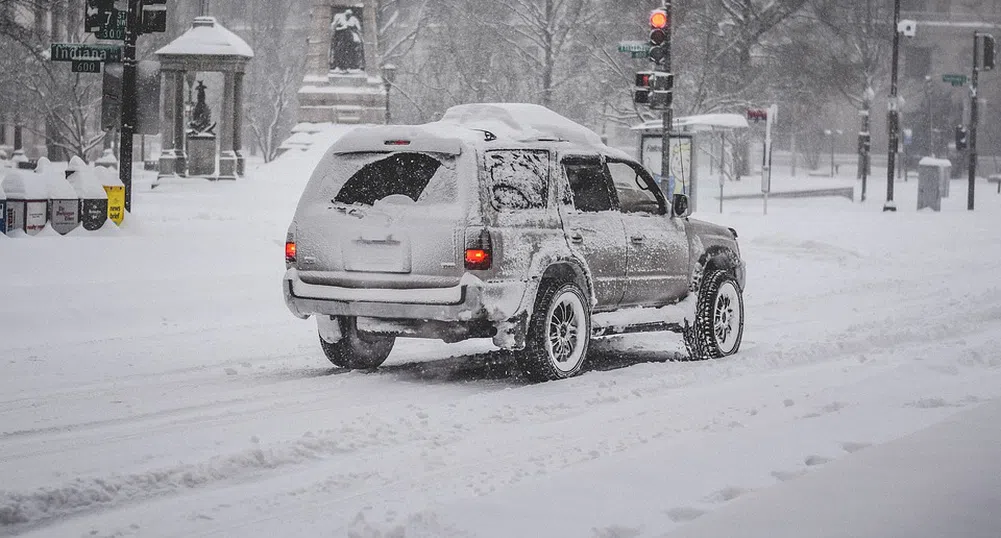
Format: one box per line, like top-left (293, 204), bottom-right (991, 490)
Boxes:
top-left (36, 158), bottom-right (80, 235)
top-left (97, 166), bottom-right (125, 225)
top-left (95, 148), bottom-right (119, 170)
top-left (2, 172), bottom-right (48, 235)
top-left (65, 156), bottom-right (108, 231)
top-left (917, 157), bottom-right (951, 211)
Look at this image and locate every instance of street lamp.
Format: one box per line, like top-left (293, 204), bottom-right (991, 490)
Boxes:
top-left (381, 64), bottom-right (397, 125)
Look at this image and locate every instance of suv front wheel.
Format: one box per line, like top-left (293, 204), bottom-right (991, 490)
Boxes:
top-left (685, 269), bottom-right (744, 361)
top-left (518, 280), bottom-right (591, 381)
top-left (319, 316), bottom-right (396, 369)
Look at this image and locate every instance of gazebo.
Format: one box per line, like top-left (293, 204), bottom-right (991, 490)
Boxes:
top-left (155, 16), bottom-right (253, 180)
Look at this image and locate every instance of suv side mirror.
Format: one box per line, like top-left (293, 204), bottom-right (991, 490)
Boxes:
top-left (672, 194), bottom-right (691, 218)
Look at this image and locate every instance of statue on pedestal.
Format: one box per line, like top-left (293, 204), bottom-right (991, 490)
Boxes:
top-left (188, 80), bottom-right (216, 135)
top-left (329, 7), bottom-right (364, 72)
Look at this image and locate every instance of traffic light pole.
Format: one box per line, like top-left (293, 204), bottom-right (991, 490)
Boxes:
top-left (968, 32), bottom-right (981, 211)
top-left (883, 0), bottom-right (901, 212)
top-left (660, 0), bottom-right (672, 199)
top-left (119, 0), bottom-right (141, 213)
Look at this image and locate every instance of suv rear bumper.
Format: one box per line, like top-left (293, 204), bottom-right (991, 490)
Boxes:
top-left (284, 268), bottom-right (525, 322)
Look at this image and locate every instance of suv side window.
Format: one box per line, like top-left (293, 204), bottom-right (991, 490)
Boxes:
top-left (607, 160), bottom-right (665, 215)
top-left (562, 156), bottom-right (614, 212)
top-left (485, 150), bottom-right (550, 211)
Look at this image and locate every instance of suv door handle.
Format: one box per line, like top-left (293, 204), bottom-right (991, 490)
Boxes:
top-left (631, 235), bottom-right (645, 243)
top-left (570, 232), bottom-right (584, 243)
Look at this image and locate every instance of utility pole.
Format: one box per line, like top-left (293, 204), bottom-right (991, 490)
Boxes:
top-left (884, 0), bottom-right (901, 212)
top-left (968, 32), bottom-right (981, 211)
top-left (660, 0), bottom-right (672, 200)
top-left (119, 0), bottom-right (141, 213)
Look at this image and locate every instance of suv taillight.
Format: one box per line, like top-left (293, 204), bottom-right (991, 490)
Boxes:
top-left (464, 229), bottom-right (493, 270)
top-left (285, 241), bottom-right (296, 264)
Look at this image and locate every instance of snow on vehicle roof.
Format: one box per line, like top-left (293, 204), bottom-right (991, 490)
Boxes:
top-left (439, 103), bottom-right (606, 147)
top-left (156, 17), bottom-right (254, 58)
top-left (329, 103), bottom-right (629, 160)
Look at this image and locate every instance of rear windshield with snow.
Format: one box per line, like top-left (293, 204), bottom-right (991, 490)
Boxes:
top-left (485, 150), bottom-right (549, 211)
top-left (304, 152), bottom-right (457, 206)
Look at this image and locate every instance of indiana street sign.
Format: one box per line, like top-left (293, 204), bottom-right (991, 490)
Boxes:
top-left (50, 43), bottom-right (122, 63)
top-left (72, 60), bottom-right (102, 73)
top-left (618, 41), bottom-right (651, 53)
top-left (942, 73), bottom-right (968, 86)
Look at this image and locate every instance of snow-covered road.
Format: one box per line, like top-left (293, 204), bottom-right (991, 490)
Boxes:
top-left (2, 149), bottom-right (1000, 537)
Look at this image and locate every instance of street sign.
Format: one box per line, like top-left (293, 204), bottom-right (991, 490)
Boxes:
top-left (630, 51), bottom-right (649, 59)
top-left (51, 43), bottom-right (122, 63)
top-left (618, 41), bottom-right (651, 53)
top-left (942, 73), bottom-right (968, 86)
top-left (96, 10), bottom-right (127, 40)
top-left (72, 60), bottom-right (102, 73)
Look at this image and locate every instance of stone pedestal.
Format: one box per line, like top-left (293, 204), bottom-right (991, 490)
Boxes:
top-left (297, 1), bottom-right (386, 125)
top-left (218, 150), bottom-right (238, 181)
top-left (187, 134), bottom-right (217, 177)
top-left (298, 73), bottom-right (386, 124)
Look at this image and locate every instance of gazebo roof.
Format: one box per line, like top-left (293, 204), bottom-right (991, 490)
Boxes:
top-left (156, 17), bottom-right (254, 59)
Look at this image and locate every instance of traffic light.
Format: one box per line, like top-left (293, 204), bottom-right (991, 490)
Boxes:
top-left (983, 34), bottom-right (996, 71)
top-left (648, 9), bottom-right (669, 65)
top-left (142, 0), bottom-right (168, 34)
top-left (633, 71), bottom-right (652, 105)
top-left (649, 72), bottom-right (673, 109)
top-left (746, 109), bottom-right (768, 122)
top-left (955, 125), bottom-right (969, 150)
top-left (85, 0), bottom-right (113, 33)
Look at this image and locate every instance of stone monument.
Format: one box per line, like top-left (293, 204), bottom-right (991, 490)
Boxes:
top-left (186, 80), bottom-right (217, 177)
top-left (298, 1), bottom-right (385, 124)
top-left (156, 13), bottom-right (253, 181)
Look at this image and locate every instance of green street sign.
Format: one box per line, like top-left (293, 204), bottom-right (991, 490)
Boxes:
top-left (631, 51), bottom-right (650, 59)
top-left (618, 41), bottom-right (651, 53)
top-left (96, 10), bottom-right (127, 40)
top-left (72, 60), bottom-right (102, 73)
top-left (50, 43), bottom-right (122, 63)
top-left (942, 73), bottom-right (968, 86)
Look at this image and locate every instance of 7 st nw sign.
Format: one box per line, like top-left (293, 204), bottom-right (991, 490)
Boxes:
top-left (50, 43), bottom-right (122, 63)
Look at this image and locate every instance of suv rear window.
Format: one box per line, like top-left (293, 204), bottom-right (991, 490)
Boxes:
top-left (331, 152), bottom-right (455, 206)
top-left (485, 150), bottom-right (549, 211)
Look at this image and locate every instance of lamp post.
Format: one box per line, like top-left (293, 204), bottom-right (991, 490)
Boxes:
top-left (381, 64), bottom-right (397, 125)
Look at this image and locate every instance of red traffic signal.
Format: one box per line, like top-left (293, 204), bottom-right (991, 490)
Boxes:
top-left (650, 9), bottom-right (668, 29)
top-left (747, 109), bottom-right (768, 122)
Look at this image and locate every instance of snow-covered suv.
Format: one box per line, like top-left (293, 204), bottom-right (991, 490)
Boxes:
top-left (284, 104), bottom-right (746, 381)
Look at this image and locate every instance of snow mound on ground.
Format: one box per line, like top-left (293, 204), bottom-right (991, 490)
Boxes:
top-left (0, 425), bottom-right (384, 528)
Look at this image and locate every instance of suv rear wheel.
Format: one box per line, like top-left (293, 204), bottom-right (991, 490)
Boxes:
top-left (319, 316), bottom-right (395, 369)
top-left (685, 269), bottom-right (744, 361)
top-left (518, 279), bottom-right (591, 381)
